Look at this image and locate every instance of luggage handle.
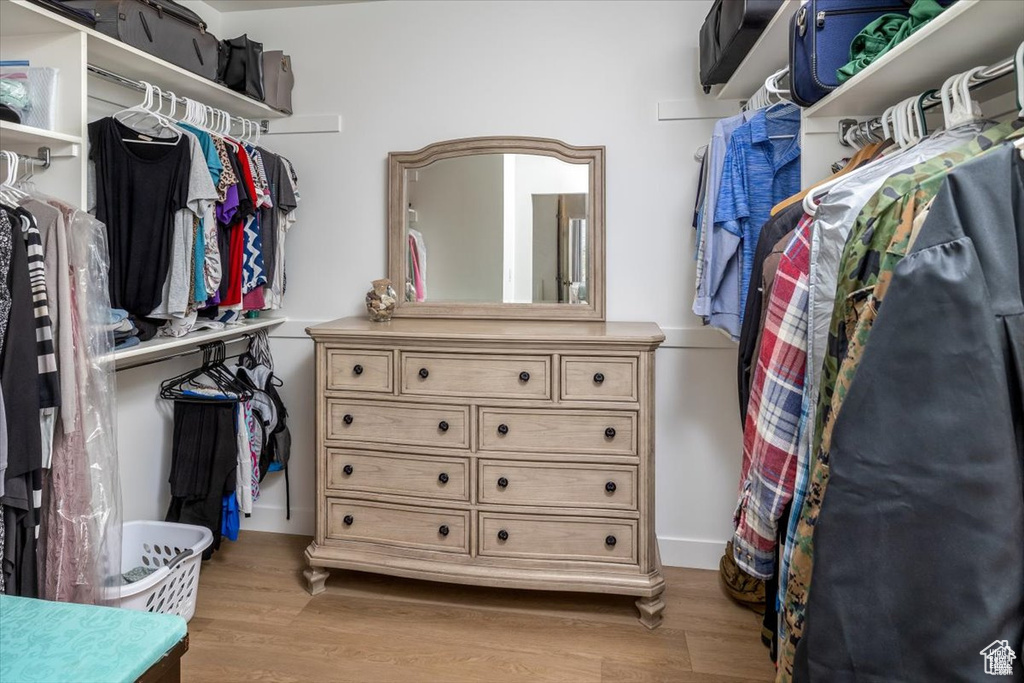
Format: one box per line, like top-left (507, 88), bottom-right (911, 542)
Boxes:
top-left (194, 38), bottom-right (204, 65)
top-left (138, 11), bottom-right (153, 42)
top-left (713, 2), bottom-right (723, 52)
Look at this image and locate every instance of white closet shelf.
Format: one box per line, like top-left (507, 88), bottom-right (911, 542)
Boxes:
top-left (716, 0), bottom-right (800, 101)
top-left (3, 0), bottom-right (289, 119)
top-left (113, 317), bottom-right (286, 370)
top-left (0, 121), bottom-right (82, 156)
top-left (804, 0), bottom-right (1024, 119)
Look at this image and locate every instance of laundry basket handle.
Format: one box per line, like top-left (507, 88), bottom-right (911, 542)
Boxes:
top-left (166, 548), bottom-right (194, 569)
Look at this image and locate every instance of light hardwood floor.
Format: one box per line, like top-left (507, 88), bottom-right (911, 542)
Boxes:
top-left (184, 531), bottom-right (775, 682)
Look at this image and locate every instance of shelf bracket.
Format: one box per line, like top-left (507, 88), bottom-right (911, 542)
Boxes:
top-left (36, 146), bottom-right (51, 169)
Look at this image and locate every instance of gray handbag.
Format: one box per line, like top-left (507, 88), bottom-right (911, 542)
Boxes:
top-left (261, 50), bottom-right (294, 115)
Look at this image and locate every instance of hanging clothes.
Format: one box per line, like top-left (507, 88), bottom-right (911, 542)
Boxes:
top-left (794, 141), bottom-right (1024, 683)
top-left (777, 119), bottom-right (1024, 683)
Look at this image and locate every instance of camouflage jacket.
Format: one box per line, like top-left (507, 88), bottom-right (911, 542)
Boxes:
top-left (775, 119), bottom-right (1024, 683)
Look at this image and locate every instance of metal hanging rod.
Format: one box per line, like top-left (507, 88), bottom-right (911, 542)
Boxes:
top-left (838, 52), bottom-right (1017, 144)
top-left (114, 332), bottom-right (256, 372)
top-left (1, 146), bottom-right (51, 170)
top-left (86, 63), bottom-right (270, 133)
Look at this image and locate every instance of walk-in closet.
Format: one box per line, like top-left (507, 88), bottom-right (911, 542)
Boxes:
top-left (0, 0), bottom-right (1021, 681)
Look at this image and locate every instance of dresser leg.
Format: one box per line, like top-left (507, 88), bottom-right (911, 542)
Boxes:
top-left (635, 595), bottom-right (665, 630)
top-left (304, 566), bottom-right (330, 596)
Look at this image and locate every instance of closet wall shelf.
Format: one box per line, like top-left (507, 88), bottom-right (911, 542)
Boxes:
top-left (715, 0), bottom-right (800, 101)
top-left (0, 121), bottom-right (81, 157)
top-left (113, 317), bottom-right (286, 371)
top-left (3, 0), bottom-right (290, 120)
top-left (803, 0), bottom-right (1024, 119)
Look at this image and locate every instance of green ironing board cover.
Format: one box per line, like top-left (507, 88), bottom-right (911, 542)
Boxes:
top-left (0, 595), bottom-right (187, 683)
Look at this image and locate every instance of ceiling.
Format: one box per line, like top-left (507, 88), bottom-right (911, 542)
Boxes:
top-left (204, 0), bottom-right (371, 12)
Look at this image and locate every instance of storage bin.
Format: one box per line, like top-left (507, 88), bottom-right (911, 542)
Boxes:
top-left (105, 520), bottom-right (212, 622)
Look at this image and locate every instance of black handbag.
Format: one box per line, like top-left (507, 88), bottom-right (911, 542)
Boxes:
top-left (218, 34), bottom-right (265, 102)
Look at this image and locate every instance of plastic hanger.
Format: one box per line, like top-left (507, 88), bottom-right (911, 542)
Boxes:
top-left (117, 83), bottom-right (181, 145)
top-left (0, 152), bottom-right (29, 204)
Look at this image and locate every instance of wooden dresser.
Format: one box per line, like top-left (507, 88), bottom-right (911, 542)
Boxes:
top-left (304, 317), bottom-right (666, 628)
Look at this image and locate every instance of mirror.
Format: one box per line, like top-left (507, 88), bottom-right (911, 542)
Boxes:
top-left (388, 137), bottom-right (605, 320)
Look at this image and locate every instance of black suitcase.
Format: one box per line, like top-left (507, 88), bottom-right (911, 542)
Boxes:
top-left (26, 0), bottom-right (97, 27)
top-left (62, 0), bottom-right (219, 81)
top-left (699, 0), bottom-right (784, 92)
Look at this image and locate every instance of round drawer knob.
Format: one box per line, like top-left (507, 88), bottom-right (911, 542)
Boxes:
top-left (605, 481), bottom-right (616, 493)
top-left (343, 515), bottom-right (354, 526)
top-left (594, 372), bottom-right (605, 384)
top-left (343, 414), bottom-right (354, 425)
top-left (342, 464), bottom-right (354, 476)
top-left (519, 371), bottom-right (530, 382)
top-left (605, 535), bottom-right (617, 547)
top-left (419, 367), bottom-right (430, 379)
top-left (497, 423), bottom-right (509, 435)
top-left (353, 364), bottom-right (363, 375)
top-left (438, 472), bottom-right (449, 484)
top-left (438, 420), bottom-right (450, 432)
top-left (438, 525), bottom-right (450, 537)
top-left (497, 529), bottom-right (509, 541)
top-left (605, 427), bottom-right (616, 439)
top-left (497, 477), bottom-right (509, 489)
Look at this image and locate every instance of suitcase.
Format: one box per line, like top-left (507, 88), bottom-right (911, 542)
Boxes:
top-left (62, 0), bottom-right (218, 80)
top-left (699, 0), bottom-right (784, 92)
top-left (261, 50), bottom-right (294, 114)
top-left (788, 0), bottom-right (911, 106)
top-left (26, 0), bottom-right (97, 27)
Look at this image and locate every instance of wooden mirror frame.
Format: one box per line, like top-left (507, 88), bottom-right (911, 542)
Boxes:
top-left (388, 136), bottom-right (606, 320)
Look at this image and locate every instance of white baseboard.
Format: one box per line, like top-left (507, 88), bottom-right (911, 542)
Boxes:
top-left (656, 536), bottom-right (726, 570)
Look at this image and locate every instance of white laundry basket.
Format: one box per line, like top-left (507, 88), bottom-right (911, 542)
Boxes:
top-left (106, 520), bottom-right (213, 622)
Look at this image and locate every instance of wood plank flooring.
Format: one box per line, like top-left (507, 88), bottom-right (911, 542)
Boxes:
top-left (184, 531), bottom-right (775, 682)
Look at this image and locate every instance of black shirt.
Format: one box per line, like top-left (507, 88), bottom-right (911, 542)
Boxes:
top-left (737, 202), bottom-right (804, 423)
top-left (88, 117), bottom-right (190, 317)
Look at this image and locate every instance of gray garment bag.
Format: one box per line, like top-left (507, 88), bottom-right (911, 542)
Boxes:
top-left (795, 144), bottom-right (1024, 682)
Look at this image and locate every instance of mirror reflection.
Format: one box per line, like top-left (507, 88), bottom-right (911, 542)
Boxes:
top-left (404, 154), bottom-right (589, 304)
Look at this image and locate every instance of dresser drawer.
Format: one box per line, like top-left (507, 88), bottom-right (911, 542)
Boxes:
top-left (561, 357), bottom-right (638, 402)
top-left (327, 400), bottom-right (470, 449)
top-left (325, 349), bottom-right (393, 393)
top-left (327, 499), bottom-right (469, 553)
top-left (479, 513), bottom-right (636, 564)
top-left (479, 461), bottom-right (637, 510)
top-left (327, 450), bottom-right (470, 501)
top-left (400, 353), bottom-right (551, 400)
top-left (479, 408), bottom-right (637, 456)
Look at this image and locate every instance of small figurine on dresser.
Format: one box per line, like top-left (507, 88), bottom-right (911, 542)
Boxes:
top-left (365, 278), bottom-right (397, 322)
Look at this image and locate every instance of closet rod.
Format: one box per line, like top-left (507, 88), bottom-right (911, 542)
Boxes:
top-left (114, 332), bottom-right (255, 372)
top-left (840, 52), bottom-right (1017, 143)
top-left (0, 146), bottom-right (51, 170)
top-left (86, 64), bottom-right (270, 133)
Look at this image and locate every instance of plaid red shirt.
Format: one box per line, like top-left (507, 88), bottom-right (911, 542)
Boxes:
top-left (733, 213), bottom-right (813, 579)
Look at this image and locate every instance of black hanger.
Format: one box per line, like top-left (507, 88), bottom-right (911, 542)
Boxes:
top-left (160, 340), bottom-right (254, 403)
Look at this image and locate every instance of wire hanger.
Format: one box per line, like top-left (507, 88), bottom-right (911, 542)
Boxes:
top-left (159, 340), bottom-right (254, 403)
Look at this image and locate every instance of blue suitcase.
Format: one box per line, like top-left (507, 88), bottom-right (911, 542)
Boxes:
top-left (789, 0), bottom-right (912, 106)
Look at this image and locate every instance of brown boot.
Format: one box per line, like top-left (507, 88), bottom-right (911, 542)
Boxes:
top-left (719, 541), bottom-right (766, 613)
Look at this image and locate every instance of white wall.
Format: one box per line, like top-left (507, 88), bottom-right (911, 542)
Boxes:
top-left (117, 0), bottom-right (744, 570)
top-left (409, 155), bottom-right (505, 301)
